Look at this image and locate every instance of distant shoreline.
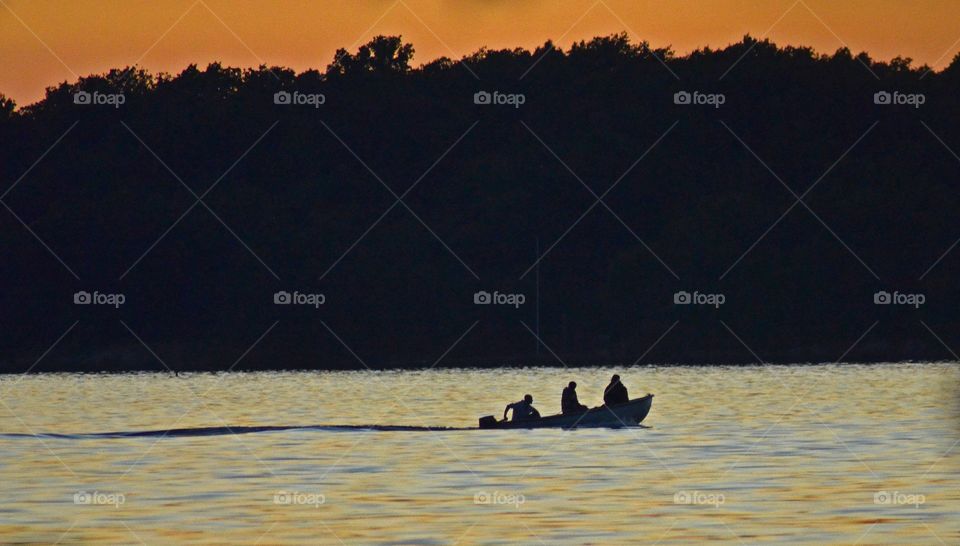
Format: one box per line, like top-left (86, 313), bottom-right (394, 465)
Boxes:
top-left (2, 350), bottom-right (955, 375)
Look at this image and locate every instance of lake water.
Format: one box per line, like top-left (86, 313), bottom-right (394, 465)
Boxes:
top-left (0, 364), bottom-right (957, 544)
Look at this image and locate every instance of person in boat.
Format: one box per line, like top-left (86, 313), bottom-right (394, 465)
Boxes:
top-left (561, 381), bottom-right (588, 414)
top-left (504, 394), bottom-right (541, 422)
top-left (603, 374), bottom-right (629, 406)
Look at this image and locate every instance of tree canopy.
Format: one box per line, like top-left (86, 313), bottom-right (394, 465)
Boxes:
top-left (1, 34), bottom-right (958, 372)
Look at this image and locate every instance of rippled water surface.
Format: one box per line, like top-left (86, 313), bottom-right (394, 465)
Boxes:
top-left (1, 364), bottom-right (958, 544)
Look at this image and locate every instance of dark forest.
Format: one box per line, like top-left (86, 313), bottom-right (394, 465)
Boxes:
top-left (2, 34), bottom-right (959, 372)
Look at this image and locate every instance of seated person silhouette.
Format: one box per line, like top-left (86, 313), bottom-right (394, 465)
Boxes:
top-left (504, 394), bottom-right (541, 422)
top-left (603, 374), bottom-right (629, 406)
top-left (561, 381), bottom-right (589, 414)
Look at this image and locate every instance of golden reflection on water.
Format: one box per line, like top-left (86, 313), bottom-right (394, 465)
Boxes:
top-left (0, 363), bottom-right (957, 544)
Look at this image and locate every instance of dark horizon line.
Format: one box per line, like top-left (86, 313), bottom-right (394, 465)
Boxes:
top-left (2, 358), bottom-right (954, 376)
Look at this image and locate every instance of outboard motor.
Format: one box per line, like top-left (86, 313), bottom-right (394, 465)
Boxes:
top-left (478, 415), bottom-right (498, 429)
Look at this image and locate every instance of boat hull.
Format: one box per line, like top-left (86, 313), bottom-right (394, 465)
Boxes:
top-left (479, 394), bottom-right (653, 429)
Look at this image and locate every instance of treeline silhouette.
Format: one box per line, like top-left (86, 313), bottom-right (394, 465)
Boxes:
top-left (2, 34), bottom-right (960, 372)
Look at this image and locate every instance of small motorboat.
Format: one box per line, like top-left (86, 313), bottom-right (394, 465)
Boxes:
top-left (478, 394), bottom-right (653, 429)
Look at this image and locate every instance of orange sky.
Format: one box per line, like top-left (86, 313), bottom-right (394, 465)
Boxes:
top-left (2, 0), bottom-right (959, 105)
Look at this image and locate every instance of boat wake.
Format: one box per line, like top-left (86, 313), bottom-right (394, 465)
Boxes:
top-left (0, 424), bottom-right (474, 439)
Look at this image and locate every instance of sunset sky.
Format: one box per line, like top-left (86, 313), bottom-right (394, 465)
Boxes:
top-left (2, 0), bottom-right (959, 105)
